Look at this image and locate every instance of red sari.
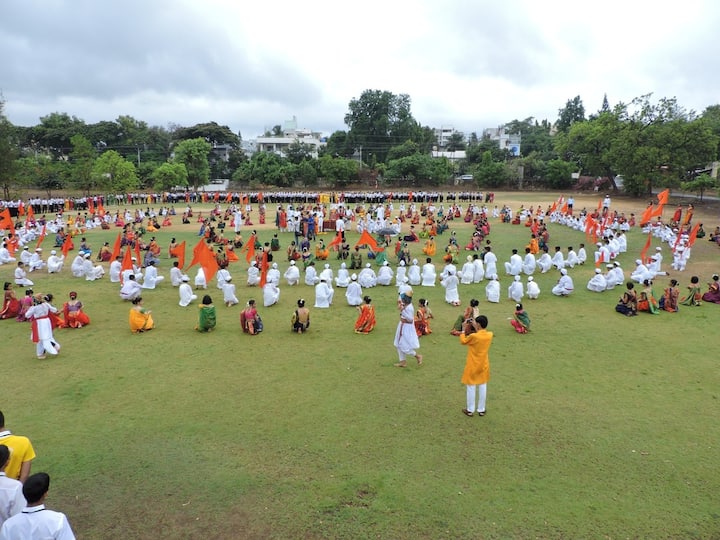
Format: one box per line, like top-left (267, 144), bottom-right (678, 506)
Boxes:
top-left (63, 300), bottom-right (91, 328)
top-left (0, 290), bottom-right (21, 319)
top-left (354, 305), bottom-right (376, 334)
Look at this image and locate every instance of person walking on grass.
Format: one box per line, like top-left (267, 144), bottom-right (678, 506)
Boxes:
top-left (459, 315), bottom-right (493, 417)
top-left (393, 289), bottom-right (422, 368)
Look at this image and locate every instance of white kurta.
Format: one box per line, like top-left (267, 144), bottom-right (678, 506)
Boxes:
top-left (178, 283), bottom-right (197, 306)
top-left (345, 282), bottom-right (363, 306)
top-left (393, 303), bottom-right (420, 356)
top-left (421, 263), bottom-right (436, 286)
top-left (314, 282), bottom-right (333, 308)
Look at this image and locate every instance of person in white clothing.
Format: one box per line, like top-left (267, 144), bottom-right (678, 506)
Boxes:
top-left (109, 256), bottom-right (122, 283)
top-left (335, 262), bottom-right (350, 287)
top-left (587, 268), bottom-right (608, 292)
top-left (169, 261), bottom-right (188, 287)
top-left (82, 253), bottom-right (105, 281)
top-left (0, 472), bottom-right (75, 540)
top-left (0, 445), bottom-right (26, 525)
top-left (358, 263), bottom-right (377, 288)
top-left (521, 248), bottom-right (536, 275)
top-left (565, 247), bottom-right (579, 268)
top-left (194, 267), bottom-right (207, 290)
top-left (536, 247), bottom-right (552, 273)
top-left (216, 267), bottom-right (232, 289)
top-left (376, 261), bottom-right (393, 286)
top-left (24, 295), bottom-right (60, 359)
top-left (526, 276), bottom-right (540, 299)
top-left (262, 281), bottom-right (280, 307)
top-left (577, 243), bottom-right (587, 265)
top-left (630, 259), bottom-right (652, 283)
top-left (460, 256), bottom-right (474, 285)
top-left (395, 260), bottom-right (407, 286)
top-left (485, 274), bottom-right (500, 303)
top-left (70, 254), bottom-right (85, 277)
top-left (407, 259), bottom-right (422, 286)
top-left (605, 262), bottom-right (624, 290)
top-left (222, 275), bottom-right (239, 307)
top-left (304, 262), bottom-right (320, 286)
top-left (482, 247), bottom-right (497, 277)
top-left (120, 274), bottom-right (142, 301)
top-left (471, 254), bottom-right (485, 283)
top-left (314, 278), bottom-right (333, 308)
top-left (141, 261), bottom-right (163, 288)
top-left (551, 268), bottom-right (574, 296)
top-left (28, 249), bottom-right (45, 272)
top-left (420, 257), bottom-right (436, 286)
top-left (266, 262), bottom-right (281, 285)
top-left (0, 243), bottom-right (16, 265)
top-left (504, 249), bottom-right (522, 276)
top-left (14, 263), bottom-right (33, 287)
top-left (178, 276), bottom-right (197, 307)
top-left (246, 261), bottom-right (260, 286)
top-left (551, 246), bottom-right (565, 270)
top-left (284, 260), bottom-right (300, 286)
top-left (508, 275), bottom-right (524, 302)
top-left (46, 250), bottom-right (64, 274)
top-left (345, 274), bottom-right (363, 306)
top-left (441, 268), bottom-right (461, 306)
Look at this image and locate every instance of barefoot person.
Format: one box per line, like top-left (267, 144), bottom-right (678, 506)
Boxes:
top-left (393, 289), bottom-right (422, 368)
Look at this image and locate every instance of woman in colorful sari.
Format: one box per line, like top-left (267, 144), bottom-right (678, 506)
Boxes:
top-left (659, 279), bottom-right (680, 312)
top-left (0, 282), bottom-right (21, 320)
top-left (354, 296), bottom-right (376, 334)
top-left (196, 294), bottom-right (217, 332)
top-left (680, 276), bottom-right (702, 306)
top-left (451, 298), bottom-right (480, 336)
top-left (63, 291), bottom-right (90, 328)
top-left (129, 297), bottom-right (154, 333)
top-left (637, 279), bottom-right (660, 314)
top-left (240, 299), bottom-right (262, 335)
top-left (414, 298), bottom-right (433, 337)
top-left (510, 303), bottom-right (531, 333)
top-left (615, 282), bottom-right (638, 316)
top-left (701, 274), bottom-right (720, 304)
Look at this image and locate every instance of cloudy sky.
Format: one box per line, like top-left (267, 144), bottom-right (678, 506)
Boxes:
top-left (2, 0), bottom-right (718, 140)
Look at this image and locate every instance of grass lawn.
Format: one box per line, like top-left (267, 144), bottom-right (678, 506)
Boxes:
top-left (1, 191), bottom-right (719, 539)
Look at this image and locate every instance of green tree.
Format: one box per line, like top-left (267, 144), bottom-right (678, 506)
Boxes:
top-left (0, 99), bottom-right (20, 199)
top-left (93, 150), bottom-right (139, 192)
top-left (701, 104), bottom-right (720, 160)
top-left (32, 112), bottom-right (87, 157)
top-left (504, 117), bottom-right (555, 160)
top-left (681, 173), bottom-right (718, 201)
top-left (284, 141), bottom-right (315, 165)
top-left (234, 151), bottom-right (288, 187)
top-left (173, 137), bottom-right (211, 189)
top-left (471, 151), bottom-right (509, 188)
top-left (152, 162), bottom-right (188, 191)
top-left (544, 159), bottom-right (576, 189)
top-left (172, 121), bottom-right (240, 148)
top-left (15, 155), bottom-right (64, 197)
top-left (323, 130), bottom-right (355, 158)
top-left (68, 134), bottom-right (97, 194)
top-left (344, 89), bottom-right (421, 163)
top-left (556, 96), bottom-right (586, 133)
top-left (318, 155), bottom-right (359, 187)
top-left (445, 132), bottom-right (466, 151)
top-left (387, 140), bottom-right (420, 161)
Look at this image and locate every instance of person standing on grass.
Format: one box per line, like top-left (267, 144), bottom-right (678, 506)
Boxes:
top-left (0, 472), bottom-right (75, 540)
top-left (0, 445), bottom-right (25, 526)
top-left (0, 412), bottom-right (35, 484)
top-left (393, 290), bottom-right (422, 368)
top-left (459, 315), bottom-right (493, 417)
top-left (25, 294), bottom-right (61, 360)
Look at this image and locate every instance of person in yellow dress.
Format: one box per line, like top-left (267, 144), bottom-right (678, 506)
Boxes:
top-left (422, 236), bottom-right (436, 257)
top-left (459, 315), bottom-right (493, 417)
top-left (129, 297), bottom-right (154, 333)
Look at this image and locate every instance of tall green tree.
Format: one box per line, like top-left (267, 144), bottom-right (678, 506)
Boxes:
top-left (152, 162), bottom-right (188, 191)
top-left (172, 122), bottom-right (240, 148)
top-left (32, 112), bottom-right (87, 157)
top-left (0, 99), bottom-right (20, 199)
top-left (471, 151), bottom-right (509, 188)
top-left (93, 150), bottom-right (139, 192)
top-left (556, 96), bottom-right (586, 133)
top-left (445, 132), bottom-right (466, 151)
top-left (681, 173), bottom-right (718, 201)
top-left (173, 137), bottom-right (212, 189)
top-left (68, 134), bottom-right (97, 194)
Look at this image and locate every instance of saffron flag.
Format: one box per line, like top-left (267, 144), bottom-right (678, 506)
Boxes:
top-left (88, 198), bottom-right (95, 214)
top-left (27, 205), bottom-right (35, 222)
top-left (170, 241), bottom-right (186, 269)
top-left (595, 251), bottom-right (604, 268)
top-left (18, 202), bottom-right (25, 216)
top-left (225, 246), bottom-right (239, 262)
top-left (560, 202), bottom-right (568, 214)
top-left (0, 208), bottom-right (14, 234)
top-left (687, 223), bottom-right (701, 247)
top-left (241, 233), bottom-right (256, 263)
top-left (549, 201), bottom-right (557, 214)
top-left (61, 232), bottom-right (73, 257)
top-left (120, 246), bottom-right (134, 283)
top-left (656, 188), bottom-right (670, 206)
top-left (597, 198), bottom-right (602, 212)
top-left (354, 230), bottom-right (379, 250)
top-left (35, 225), bottom-right (47, 250)
top-left (188, 239), bottom-right (208, 269)
top-left (639, 232), bottom-right (653, 263)
top-left (328, 231), bottom-right (343, 248)
top-left (225, 192), bottom-right (232, 203)
top-left (97, 201), bottom-right (106, 216)
top-left (259, 251), bottom-right (269, 288)
top-left (134, 235), bottom-right (142, 262)
top-left (640, 204), bottom-right (655, 225)
top-left (111, 232), bottom-right (122, 261)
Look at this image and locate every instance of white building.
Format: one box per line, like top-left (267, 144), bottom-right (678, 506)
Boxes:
top-left (482, 127), bottom-right (521, 156)
top-left (255, 116), bottom-right (325, 158)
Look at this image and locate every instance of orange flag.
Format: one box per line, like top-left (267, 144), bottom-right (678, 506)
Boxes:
top-left (639, 232), bottom-right (653, 263)
top-left (549, 201), bottom-right (557, 213)
top-left (120, 246), bottom-right (134, 282)
top-left (0, 208), bottom-right (14, 234)
top-left (596, 198), bottom-right (602, 212)
top-left (111, 232), bottom-right (122, 261)
top-left (134, 235), bottom-right (142, 262)
top-left (225, 246), bottom-right (239, 262)
top-left (97, 201), bottom-right (106, 216)
top-left (595, 251), bottom-right (604, 268)
top-left (354, 230), bottom-right (379, 250)
top-left (27, 205), bottom-right (35, 222)
top-left (328, 231), bottom-right (343, 248)
top-left (259, 251), bottom-right (269, 288)
top-left (190, 241), bottom-right (219, 283)
top-left (656, 188), bottom-right (670, 206)
top-left (170, 240), bottom-right (186, 269)
top-left (649, 203), bottom-right (665, 219)
top-left (88, 198), bottom-right (95, 214)
top-left (188, 239), bottom-right (208, 268)
top-left (17, 202), bottom-right (25, 216)
top-left (687, 223), bottom-right (701, 247)
top-left (240, 233), bottom-right (256, 263)
top-left (225, 192), bottom-right (232, 203)
top-left (640, 204), bottom-right (655, 225)
top-left (35, 225), bottom-right (47, 250)
top-left (560, 202), bottom-right (568, 214)
top-left (61, 233), bottom-right (73, 257)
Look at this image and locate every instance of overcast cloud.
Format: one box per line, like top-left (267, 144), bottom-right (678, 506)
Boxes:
top-left (2, 0), bottom-right (718, 139)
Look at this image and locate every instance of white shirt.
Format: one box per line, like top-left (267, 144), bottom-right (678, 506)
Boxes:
top-left (0, 504), bottom-right (75, 540)
top-left (0, 473), bottom-right (25, 525)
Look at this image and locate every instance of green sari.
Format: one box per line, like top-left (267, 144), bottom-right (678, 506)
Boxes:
top-left (197, 305), bottom-right (217, 332)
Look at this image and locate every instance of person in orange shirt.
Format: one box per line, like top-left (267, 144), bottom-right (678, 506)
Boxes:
top-left (459, 315), bottom-right (493, 417)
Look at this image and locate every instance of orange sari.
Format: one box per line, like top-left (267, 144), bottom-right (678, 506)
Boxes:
top-left (354, 305), bottom-right (376, 334)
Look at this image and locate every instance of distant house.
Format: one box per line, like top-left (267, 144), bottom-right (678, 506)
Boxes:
top-left (255, 116), bottom-right (325, 158)
top-left (482, 127), bottom-right (521, 156)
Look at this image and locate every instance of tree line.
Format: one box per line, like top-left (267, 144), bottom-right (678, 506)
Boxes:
top-left (0, 90), bottom-right (719, 199)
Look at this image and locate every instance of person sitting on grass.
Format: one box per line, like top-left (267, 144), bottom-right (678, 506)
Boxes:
top-left (129, 297), bottom-right (154, 333)
top-left (615, 282), bottom-right (638, 316)
top-left (510, 303), bottom-right (531, 334)
top-left (291, 299), bottom-right (310, 333)
top-left (196, 295), bottom-right (217, 332)
top-left (240, 299), bottom-right (262, 335)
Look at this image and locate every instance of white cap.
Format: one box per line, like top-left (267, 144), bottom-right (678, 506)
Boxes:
top-left (560, 268), bottom-right (567, 275)
top-left (290, 260), bottom-right (296, 265)
top-left (595, 268), bottom-right (601, 273)
top-left (528, 276), bottom-right (534, 281)
top-left (351, 273), bottom-right (357, 280)
top-left (514, 275), bottom-right (520, 281)
top-left (366, 263), bottom-right (371, 268)
top-left (51, 250), bottom-right (56, 255)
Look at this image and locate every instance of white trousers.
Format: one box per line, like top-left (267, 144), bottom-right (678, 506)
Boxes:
top-left (466, 384), bottom-right (487, 413)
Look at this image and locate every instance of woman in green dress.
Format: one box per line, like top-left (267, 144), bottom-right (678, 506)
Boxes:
top-left (196, 295), bottom-right (217, 332)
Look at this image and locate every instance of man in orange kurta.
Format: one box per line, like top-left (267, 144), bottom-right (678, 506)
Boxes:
top-left (459, 315), bottom-right (493, 417)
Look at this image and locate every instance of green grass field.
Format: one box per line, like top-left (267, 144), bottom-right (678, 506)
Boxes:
top-left (1, 191), bottom-right (719, 539)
